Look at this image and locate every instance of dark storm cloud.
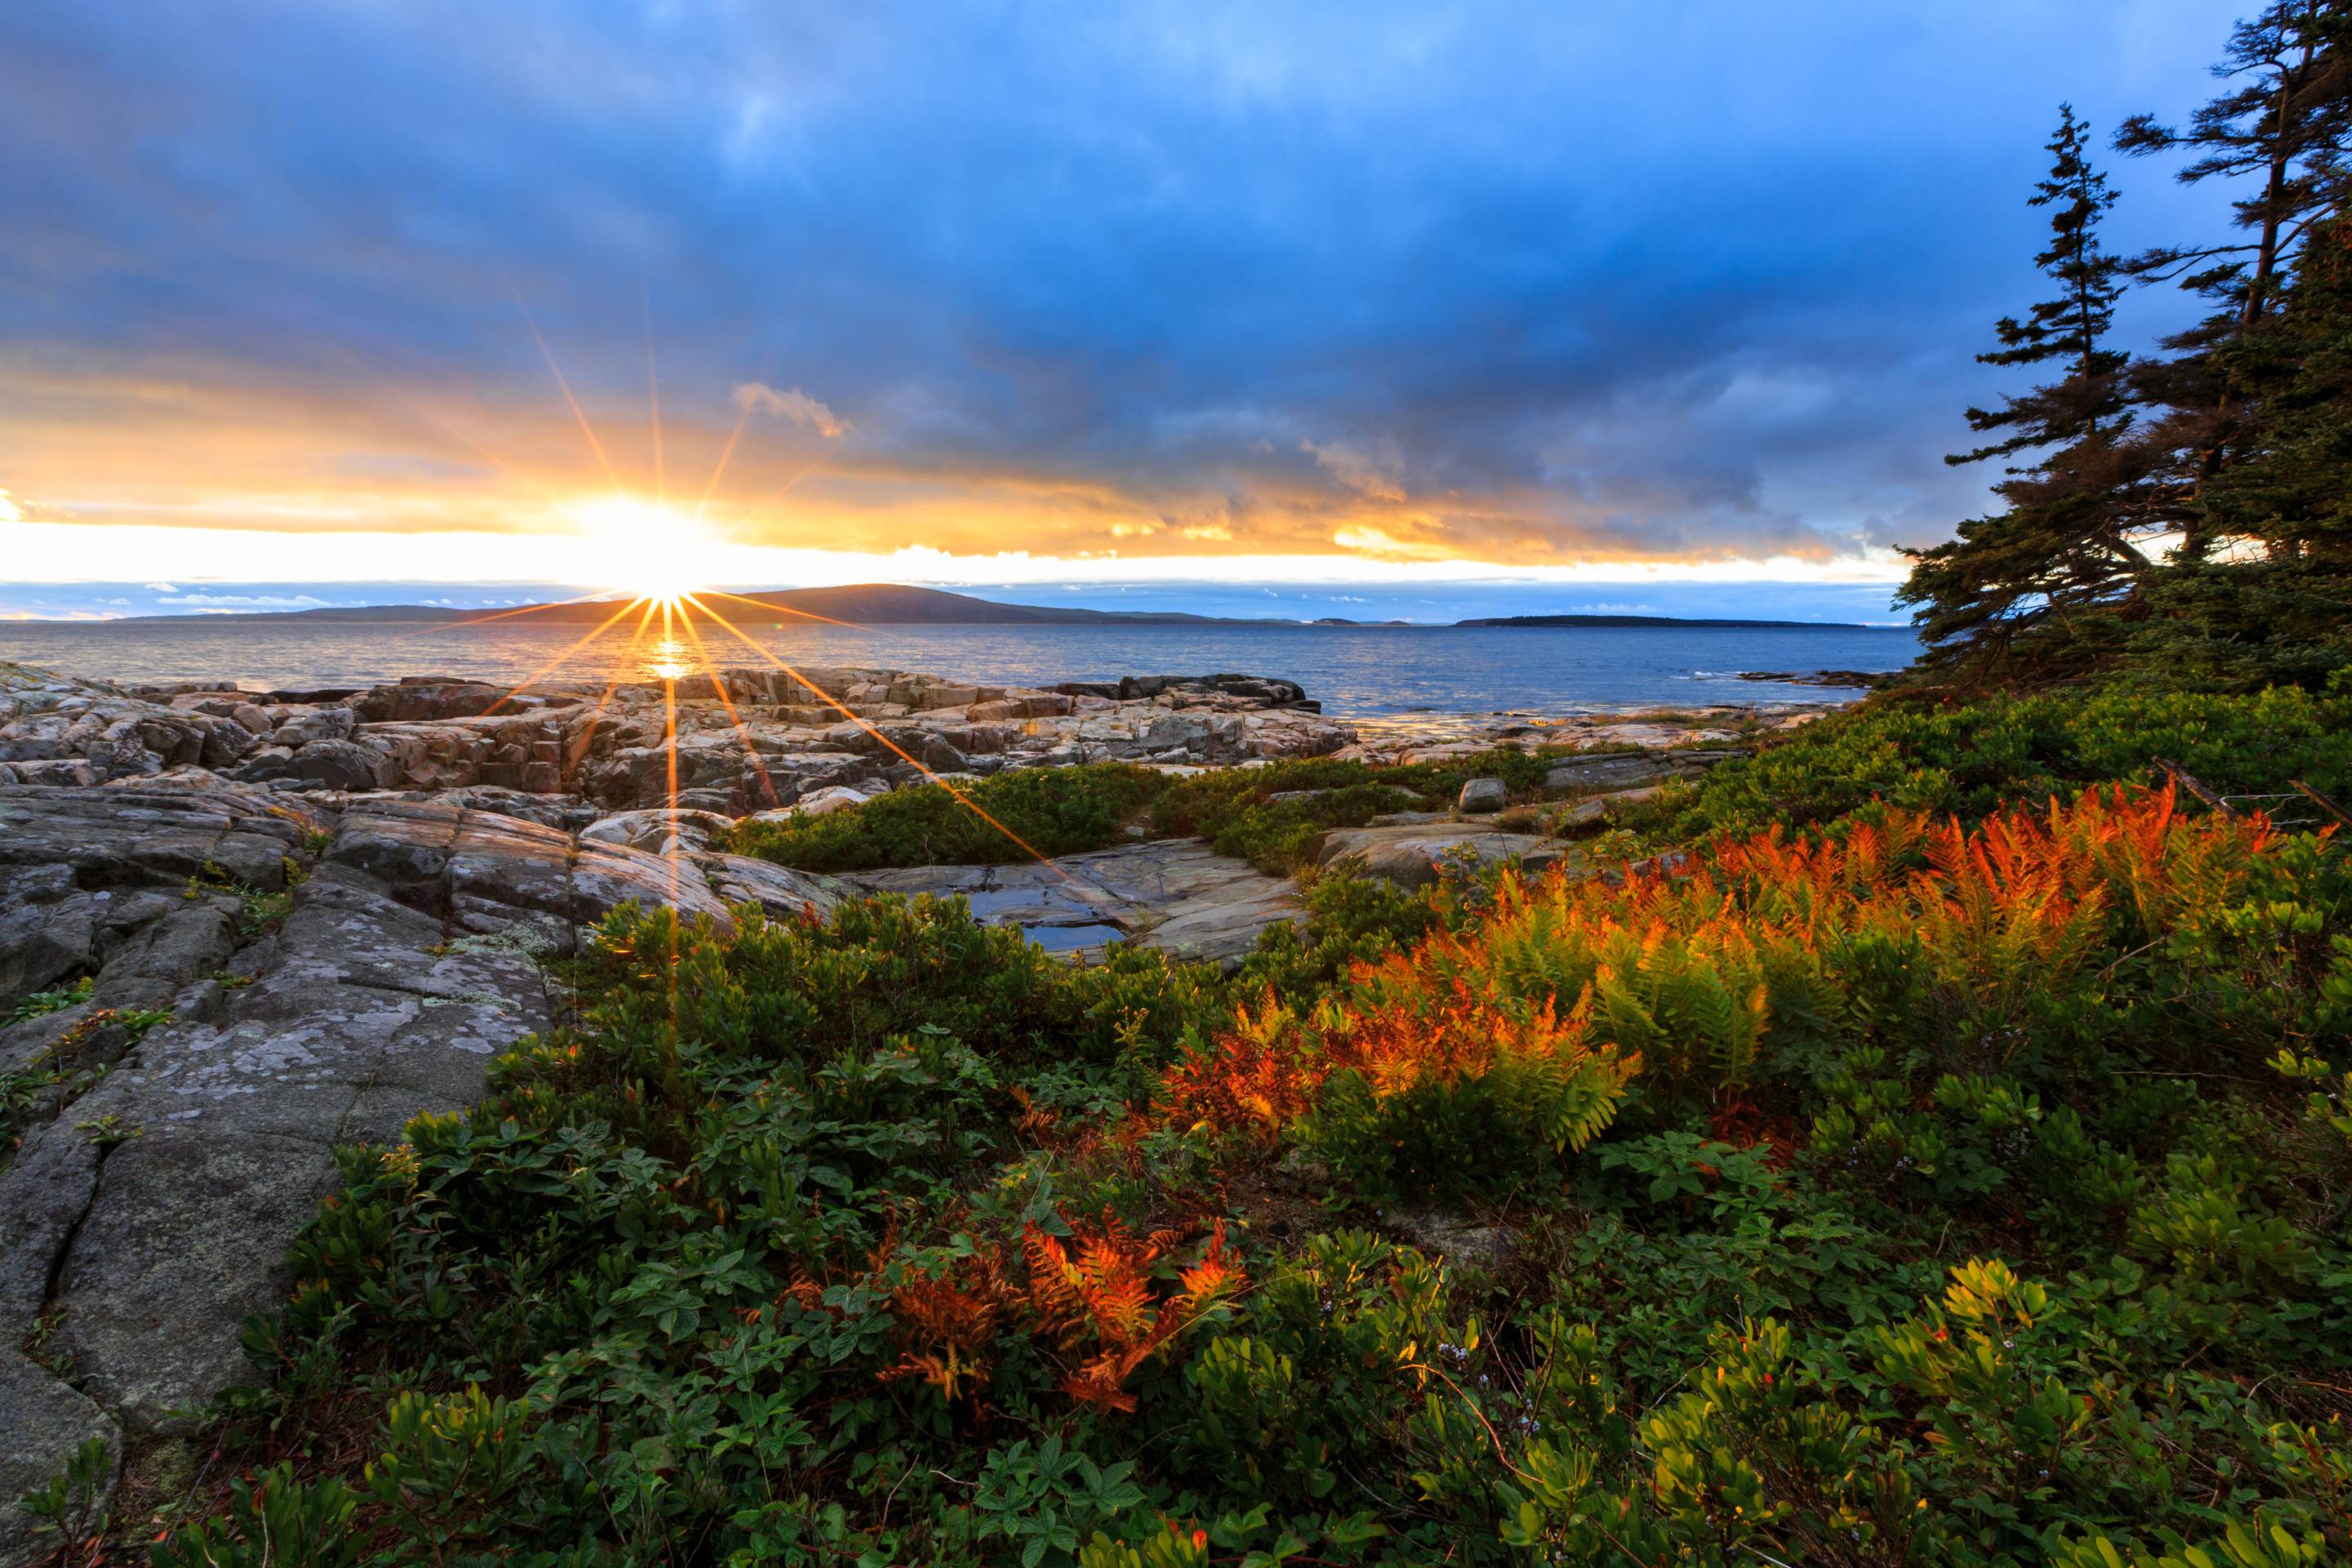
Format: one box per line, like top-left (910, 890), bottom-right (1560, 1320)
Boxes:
top-left (0, 0), bottom-right (2234, 564)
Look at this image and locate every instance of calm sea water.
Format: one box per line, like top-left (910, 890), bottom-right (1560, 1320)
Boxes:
top-left (0, 617), bottom-right (1918, 718)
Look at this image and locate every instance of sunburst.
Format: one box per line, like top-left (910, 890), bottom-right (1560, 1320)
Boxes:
top-left (389, 298), bottom-right (1099, 932)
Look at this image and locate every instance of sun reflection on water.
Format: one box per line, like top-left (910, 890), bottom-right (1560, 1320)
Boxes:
top-left (644, 636), bottom-right (693, 682)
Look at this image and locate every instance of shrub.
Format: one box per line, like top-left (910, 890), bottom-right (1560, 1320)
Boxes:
top-left (1161, 982), bottom-right (1637, 1200)
top-left (1664, 684), bottom-right (2352, 841)
top-left (730, 760), bottom-right (1169, 871)
top-left (136, 765), bottom-right (2352, 1567)
top-left (1152, 748), bottom-right (1568, 872)
top-left (1167, 784), bottom-right (2339, 1207)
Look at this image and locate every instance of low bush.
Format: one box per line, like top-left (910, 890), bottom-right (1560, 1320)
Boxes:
top-left (122, 733), bottom-right (2352, 1566)
top-left (7, 975), bottom-right (92, 1024)
top-left (1664, 684), bottom-right (2352, 841)
top-left (730, 746), bottom-right (1598, 876)
top-left (728, 761), bottom-right (1169, 871)
top-left (1152, 748), bottom-right (1568, 872)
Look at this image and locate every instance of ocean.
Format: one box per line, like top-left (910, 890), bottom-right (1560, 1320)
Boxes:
top-left (0, 617), bottom-right (1918, 718)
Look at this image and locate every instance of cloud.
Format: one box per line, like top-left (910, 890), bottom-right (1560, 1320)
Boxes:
top-left (144, 582), bottom-right (177, 592)
top-left (732, 384), bottom-right (847, 439)
top-left (1330, 524), bottom-right (1458, 561)
top-left (0, 1), bottom-right (2234, 584)
top-left (1301, 439), bottom-right (1406, 502)
top-left (156, 593), bottom-right (338, 608)
top-left (0, 489), bottom-right (19, 523)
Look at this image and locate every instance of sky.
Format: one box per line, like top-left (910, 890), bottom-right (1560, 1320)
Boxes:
top-left (0, 1), bottom-right (2243, 621)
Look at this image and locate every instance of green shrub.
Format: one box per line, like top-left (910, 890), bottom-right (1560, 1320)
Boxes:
top-left (1152, 748), bottom-right (1566, 872)
top-left (134, 763), bottom-right (2352, 1567)
top-left (1232, 868), bottom-right (1446, 1000)
top-left (730, 761), bottom-right (1169, 871)
top-left (1664, 684), bottom-right (2352, 841)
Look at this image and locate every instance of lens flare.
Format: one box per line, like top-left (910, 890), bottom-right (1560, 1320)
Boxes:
top-left (568, 494), bottom-right (719, 603)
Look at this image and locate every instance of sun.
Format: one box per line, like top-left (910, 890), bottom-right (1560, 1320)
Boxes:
top-left (568, 494), bottom-right (720, 604)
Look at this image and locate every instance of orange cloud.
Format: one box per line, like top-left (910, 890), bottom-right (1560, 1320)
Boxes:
top-left (0, 348), bottom-right (1876, 581)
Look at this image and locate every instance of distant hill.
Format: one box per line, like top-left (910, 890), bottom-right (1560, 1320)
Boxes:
top-left (116, 584), bottom-right (1883, 630)
top-left (137, 584), bottom-right (1307, 626)
top-left (1457, 612), bottom-right (1879, 630)
top-left (703, 584), bottom-right (1289, 626)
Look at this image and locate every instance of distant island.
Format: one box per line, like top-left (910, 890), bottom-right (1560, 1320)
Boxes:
top-left (1454, 612), bottom-right (1877, 630)
top-left (118, 582), bottom-right (1880, 630)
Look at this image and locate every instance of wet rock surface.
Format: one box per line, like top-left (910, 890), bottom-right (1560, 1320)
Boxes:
top-left (843, 838), bottom-right (1304, 965)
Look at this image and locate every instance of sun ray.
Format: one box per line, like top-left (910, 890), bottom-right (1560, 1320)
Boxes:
top-left (509, 286), bottom-right (626, 498)
top-left (689, 402), bottom-right (754, 530)
top-left (683, 595), bottom-right (1105, 895)
top-left (308, 334), bottom-right (578, 510)
top-left (698, 587), bottom-right (865, 630)
top-left (670, 604), bottom-right (786, 810)
top-left (562, 599), bottom-right (662, 786)
top-left (644, 287), bottom-right (666, 511)
top-left (750, 449), bottom-right (836, 510)
top-left (661, 599), bottom-right (684, 911)
top-left (376, 381), bottom-right (572, 510)
top-left (476, 596), bottom-right (645, 717)
top-left (391, 588), bottom-right (630, 639)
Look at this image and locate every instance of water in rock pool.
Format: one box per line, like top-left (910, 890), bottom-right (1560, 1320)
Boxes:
top-left (0, 618), bottom-right (1916, 716)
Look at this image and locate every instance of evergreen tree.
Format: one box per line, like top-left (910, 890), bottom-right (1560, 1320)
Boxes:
top-left (1899, 109), bottom-right (2148, 679)
top-left (2114, 0), bottom-right (2352, 561)
top-left (2132, 214), bottom-right (2352, 688)
top-left (1955, 105), bottom-right (2129, 458)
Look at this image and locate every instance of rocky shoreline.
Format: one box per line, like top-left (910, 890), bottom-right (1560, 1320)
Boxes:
top-left (0, 664), bottom-right (1352, 808)
top-left (0, 657), bottom-right (1816, 1557)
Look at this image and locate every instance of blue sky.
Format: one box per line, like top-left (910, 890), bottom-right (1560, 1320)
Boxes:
top-left (0, 2), bottom-right (2238, 617)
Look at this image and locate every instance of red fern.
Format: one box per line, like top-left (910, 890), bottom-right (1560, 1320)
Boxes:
top-left (1165, 782), bottom-right (2286, 1119)
top-left (1023, 1211), bottom-right (1245, 1412)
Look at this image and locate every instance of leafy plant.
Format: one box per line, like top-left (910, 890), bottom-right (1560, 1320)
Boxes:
top-left (140, 741), bottom-right (2352, 1567)
top-left (730, 761), bottom-right (1168, 871)
top-left (15, 1436), bottom-right (111, 1567)
top-left (7, 975), bottom-right (92, 1024)
top-left (185, 859), bottom-right (295, 938)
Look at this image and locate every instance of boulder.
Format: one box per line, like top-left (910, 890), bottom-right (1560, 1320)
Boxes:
top-left (914, 684), bottom-right (982, 711)
top-left (1541, 748), bottom-right (1746, 798)
top-left (918, 736), bottom-right (969, 773)
top-left (274, 706), bottom-right (356, 747)
top-left (1387, 1206), bottom-right (1515, 1273)
top-left (1555, 786), bottom-right (1663, 828)
top-left (350, 679), bottom-right (508, 724)
top-left (193, 715), bottom-right (258, 766)
top-left (1314, 823), bottom-right (1575, 890)
top-left (292, 737), bottom-right (392, 791)
top-left (843, 838), bottom-right (1301, 966)
top-left (232, 745), bottom-right (296, 782)
top-left (1457, 777), bottom-right (1508, 814)
top-left (752, 784), bottom-right (871, 821)
top-left (580, 807), bottom-right (737, 854)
